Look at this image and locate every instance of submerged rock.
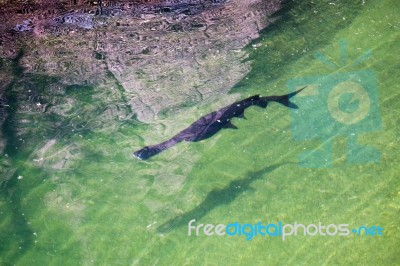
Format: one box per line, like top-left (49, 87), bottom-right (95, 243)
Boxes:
top-left (0, 0), bottom-right (282, 122)
top-left (13, 19), bottom-right (34, 32)
top-left (52, 13), bottom-right (95, 29)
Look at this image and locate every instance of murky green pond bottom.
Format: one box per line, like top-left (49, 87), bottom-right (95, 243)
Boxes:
top-left (1, 0), bottom-right (399, 265)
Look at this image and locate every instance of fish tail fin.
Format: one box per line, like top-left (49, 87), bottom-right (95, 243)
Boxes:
top-left (133, 138), bottom-right (180, 160)
top-left (260, 86), bottom-right (306, 109)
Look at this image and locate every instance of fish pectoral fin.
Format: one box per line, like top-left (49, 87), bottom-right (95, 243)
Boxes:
top-left (224, 122), bottom-right (238, 129)
top-left (238, 113), bottom-right (246, 119)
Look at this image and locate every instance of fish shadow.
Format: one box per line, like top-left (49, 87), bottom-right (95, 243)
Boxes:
top-left (157, 163), bottom-right (286, 233)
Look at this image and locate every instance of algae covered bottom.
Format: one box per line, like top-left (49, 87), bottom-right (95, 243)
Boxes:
top-left (0, 0), bottom-right (399, 265)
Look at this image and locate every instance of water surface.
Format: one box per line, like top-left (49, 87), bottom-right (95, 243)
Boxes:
top-left (0, 0), bottom-right (399, 265)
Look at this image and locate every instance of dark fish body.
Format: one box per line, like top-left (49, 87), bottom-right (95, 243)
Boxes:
top-left (133, 87), bottom-right (305, 160)
top-left (178, 94), bottom-right (260, 142)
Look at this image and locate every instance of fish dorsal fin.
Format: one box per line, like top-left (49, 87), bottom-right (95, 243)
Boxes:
top-left (223, 122), bottom-right (238, 129)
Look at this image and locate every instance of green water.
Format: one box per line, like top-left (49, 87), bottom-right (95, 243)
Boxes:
top-left (1, 0), bottom-right (400, 265)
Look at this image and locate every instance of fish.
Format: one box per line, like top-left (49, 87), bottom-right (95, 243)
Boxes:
top-left (133, 87), bottom-right (306, 160)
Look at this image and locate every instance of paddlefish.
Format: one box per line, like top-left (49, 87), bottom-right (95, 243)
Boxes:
top-left (133, 87), bottom-right (306, 160)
